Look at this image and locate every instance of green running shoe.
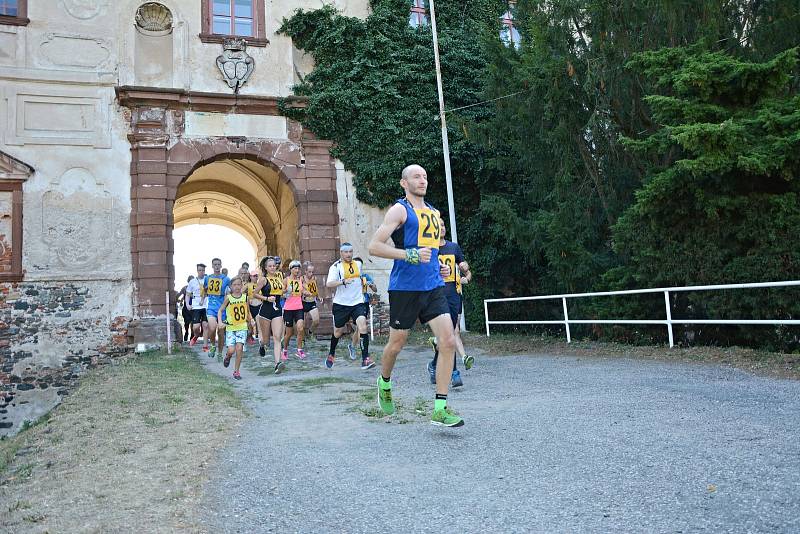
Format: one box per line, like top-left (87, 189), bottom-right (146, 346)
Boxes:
top-left (209, 345), bottom-right (216, 358)
top-left (430, 409), bottom-right (464, 427)
top-left (377, 376), bottom-right (395, 415)
top-left (462, 354), bottom-right (474, 370)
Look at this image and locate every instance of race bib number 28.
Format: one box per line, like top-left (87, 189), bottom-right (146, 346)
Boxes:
top-left (415, 208), bottom-right (441, 249)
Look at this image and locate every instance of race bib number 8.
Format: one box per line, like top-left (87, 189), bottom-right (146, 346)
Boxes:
top-left (343, 261), bottom-right (361, 280)
top-left (207, 278), bottom-right (222, 296)
top-left (439, 254), bottom-right (457, 283)
top-left (415, 208), bottom-right (441, 249)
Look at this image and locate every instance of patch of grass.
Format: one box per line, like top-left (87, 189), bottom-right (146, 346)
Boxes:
top-left (290, 376), bottom-right (356, 388)
top-left (163, 393), bottom-right (185, 406)
top-left (15, 462), bottom-right (34, 479)
top-left (23, 513), bottom-right (46, 523)
top-left (413, 397), bottom-right (430, 415)
top-left (360, 390), bottom-right (377, 402)
top-left (0, 439), bottom-right (22, 475)
top-left (19, 413), bottom-right (51, 433)
top-left (7, 500), bottom-right (32, 513)
top-left (360, 406), bottom-right (384, 418)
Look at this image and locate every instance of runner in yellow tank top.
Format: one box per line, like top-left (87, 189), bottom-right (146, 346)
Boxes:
top-left (217, 277), bottom-right (255, 380)
top-left (302, 261), bottom-right (322, 342)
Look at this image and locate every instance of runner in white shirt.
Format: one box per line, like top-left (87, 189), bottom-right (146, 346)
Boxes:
top-left (186, 263), bottom-right (210, 351)
top-left (324, 242), bottom-right (375, 370)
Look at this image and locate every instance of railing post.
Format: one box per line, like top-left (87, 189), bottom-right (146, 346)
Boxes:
top-left (562, 297), bottom-right (571, 343)
top-left (484, 300), bottom-right (490, 337)
top-left (663, 290), bottom-right (674, 348)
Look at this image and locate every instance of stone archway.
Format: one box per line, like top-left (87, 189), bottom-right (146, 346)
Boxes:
top-left (119, 87), bottom-right (341, 342)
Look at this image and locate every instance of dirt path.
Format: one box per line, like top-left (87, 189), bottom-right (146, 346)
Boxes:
top-left (196, 340), bottom-right (800, 533)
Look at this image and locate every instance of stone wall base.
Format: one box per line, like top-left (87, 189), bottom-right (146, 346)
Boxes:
top-left (0, 280), bottom-right (132, 436)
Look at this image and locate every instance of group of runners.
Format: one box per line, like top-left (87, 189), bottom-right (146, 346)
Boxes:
top-left (178, 163), bottom-right (473, 427)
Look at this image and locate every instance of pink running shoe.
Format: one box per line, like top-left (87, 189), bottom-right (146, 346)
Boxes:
top-left (202, 345), bottom-right (209, 352)
top-left (189, 336), bottom-right (198, 346)
top-left (281, 349), bottom-right (288, 361)
top-left (233, 370), bottom-right (241, 380)
top-left (296, 348), bottom-right (306, 360)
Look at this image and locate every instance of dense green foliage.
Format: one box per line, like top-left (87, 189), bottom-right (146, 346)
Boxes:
top-left (280, 1), bottom-right (800, 348)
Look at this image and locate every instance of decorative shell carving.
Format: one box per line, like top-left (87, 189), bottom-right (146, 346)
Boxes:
top-left (135, 2), bottom-right (173, 33)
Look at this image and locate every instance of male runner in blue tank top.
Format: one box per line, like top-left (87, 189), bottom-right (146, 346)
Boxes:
top-left (368, 164), bottom-right (464, 427)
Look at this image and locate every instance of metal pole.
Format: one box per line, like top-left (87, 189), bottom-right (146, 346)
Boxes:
top-left (166, 291), bottom-right (172, 354)
top-left (562, 297), bottom-right (571, 343)
top-left (429, 0), bottom-right (466, 334)
top-left (663, 290), bottom-right (674, 348)
top-left (484, 299), bottom-right (490, 337)
top-left (369, 304), bottom-right (374, 341)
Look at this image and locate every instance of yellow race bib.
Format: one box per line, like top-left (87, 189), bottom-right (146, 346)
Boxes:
top-left (415, 208), bottom-right (441, 249)
top-left (438, 254), bottom-right (462, 294)
top-left (206, 277), bottom-right (223, 296)
top-left (305, 278), bottom-right (318, 296)
top-left (246, 282), bottom-right (254, 300)
top-left (287, 278), bottom-right (302, 296)
top-left (267, 274), bottom-right (284, 296)
top-left (226, 295), bottom-right (248, 330)
top-left (342, 261), bottom-right (361, 280)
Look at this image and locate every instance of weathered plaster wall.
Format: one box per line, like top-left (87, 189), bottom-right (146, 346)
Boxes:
top-left (117, 0), bottom-right (370, 95)
top-left (334, 162), bottom-right (393, 298)
top-left (0, 1), bottom-right (136, 436)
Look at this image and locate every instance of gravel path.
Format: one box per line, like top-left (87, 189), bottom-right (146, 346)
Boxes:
top-left (195, 341), bottom-right (800, 533)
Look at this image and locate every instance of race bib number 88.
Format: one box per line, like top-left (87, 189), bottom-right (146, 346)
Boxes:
top-left (415, 208), bottom-right (441, 249)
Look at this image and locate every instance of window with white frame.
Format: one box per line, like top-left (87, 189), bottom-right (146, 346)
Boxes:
top-left (500, 2), bottom-right (521, 49)
top-left (409, 0), bottom-right (428, 28)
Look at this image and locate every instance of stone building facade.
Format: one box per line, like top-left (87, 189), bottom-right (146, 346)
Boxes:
top-left (0, 0), bottom-right (393, 436)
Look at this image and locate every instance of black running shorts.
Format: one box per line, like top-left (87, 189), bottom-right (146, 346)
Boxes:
top-left (191, 308), bottom-right (208, 324)
top-left (258, 300), bottom-right (283, 320)
top-left (302, 300), bottom-right (318, 313)
top-left (332, 303), bottom-right (368, 329)
top-left (283, 308), bottom-right (304, 327)
top-left (249, 304), bottom-right (261, 321)
top-left (388, 286), bottom-right (450, 330)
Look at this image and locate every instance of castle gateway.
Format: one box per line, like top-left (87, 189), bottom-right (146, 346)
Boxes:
top-left (0, 1), bottom-right (390, 436)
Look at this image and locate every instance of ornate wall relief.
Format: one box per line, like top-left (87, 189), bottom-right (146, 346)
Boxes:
top-left (58, 0), bottom-right (109, 20)
top-left (5, 87), bottom-right (111, 148)
top-left (0, 27), bottom-right (20, 67)
top-left (38, 33), bottom-right (113, 71)
top-left (38, 168), bottom-right (121, 271)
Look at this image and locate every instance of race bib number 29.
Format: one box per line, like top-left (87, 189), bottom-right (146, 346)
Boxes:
top-left (415, 208), bottom-right (441, 249)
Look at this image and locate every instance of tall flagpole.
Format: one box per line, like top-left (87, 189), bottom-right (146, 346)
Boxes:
top-left (429, 0), bottom-right (466, 331)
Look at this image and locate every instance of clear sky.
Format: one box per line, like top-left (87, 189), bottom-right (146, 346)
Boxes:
top-left (173, 224), bottom-right (256, 290)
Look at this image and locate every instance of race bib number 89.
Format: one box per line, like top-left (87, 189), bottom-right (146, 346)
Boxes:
top-left (415, 208), bottom-right (441, 249)
top-left (229, 303), bottom-right (247, 325)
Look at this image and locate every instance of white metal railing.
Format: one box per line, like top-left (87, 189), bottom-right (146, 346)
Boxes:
top-left (483, 281), bottom-right (800, 347)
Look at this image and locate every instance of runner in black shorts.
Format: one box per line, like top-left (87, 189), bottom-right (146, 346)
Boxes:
top-left (257, 257), bottom-right (286, 374)
top-left (301, 262), bottom-right (321, 340)
top-left (324, 244), bottom-right (375, 370)
top-left (368, 164), bottom-right (463, 427)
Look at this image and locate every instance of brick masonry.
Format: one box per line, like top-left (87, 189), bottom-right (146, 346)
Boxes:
top-left (0, 281), bottom-right (131, 436)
